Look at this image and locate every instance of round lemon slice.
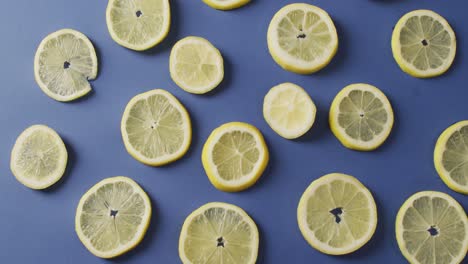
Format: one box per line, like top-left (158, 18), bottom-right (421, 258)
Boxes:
top-left (202, 0), bottom-right (250, 10)
top-left (392, 10), bottom-right (456, 78)
top-left (434, 121), bottom-right (468, 194)
top-left (396, 191), bottom-right (468, 264)
top-left (263, 82), bottom-right (316, 139)
top-left (106, 0), bottom-right (171, 51)
top-left (329, 83), bottom-right (394, 151)
top-left (179, 202), bottom-right (259, 264)
top-left (297, 173), bottom-right (378, 255)
top-left (170, 36), bottom-right (224, 94)
top-left (267, 3), bottom-right (338, 74)
top-left (10, 125), bottom-right (68, 190)
top-left (34, 29), bottom-right (98, 102)
top-left (75, 176), bottom-right (152, 258)
top-left (121, 89), bottom-right (191, 166)
top-left (202, 122), bottom-right (269, 192)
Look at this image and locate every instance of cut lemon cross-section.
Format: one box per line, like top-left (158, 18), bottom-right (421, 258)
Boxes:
top-left (263, 82), bottom-right (316, 139)
top-left (179, 202), bottom-right (259, 264)
top-left (434, 121), bottom-right (468, 194)
top-left (75, 176), bottom-right (152, 258)
top-left (395, 191), bottom-right (468, 264)
top-left (297, 173), bottom-right (378, 255)
top-left (392, 10), bottom-right (456, 78)
top-left (170, 36), bottom-right (224, 94)
top-left (202, 0), bottom-right (250, 10)
top-left (267, 3), bottom-right (338, 74)
top-left (106, 0), bottom-right (171, 51)
top-left (34, 29), bottom-right (98, 102)
top-left (202, 122), bottom-right (269, 192)
top-left (121, 89), bottom-right (191, 166)
top-left (10, 125), bottom-right (68, 190)
top-left (329, 83), bottom-right (394, 151)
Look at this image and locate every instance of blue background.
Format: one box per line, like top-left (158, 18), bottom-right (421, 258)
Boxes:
top-left (0, 0), bottom-right (466, 263)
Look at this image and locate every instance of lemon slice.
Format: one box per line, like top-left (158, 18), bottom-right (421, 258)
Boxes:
top-left (396, 191), bottom-right (468, 264)
top-left (263, 82), bottom-right (316, 139)
top-left (75, 176), bottom-right (151, 258)
top-left (267, 3), bottom-right (338, 74)
top-left (297, 173), bottom-right (377, 255)
top-left (34, 29), bottom-right (98, 102)
top-left (106, 0), bottom-right (171, 51)
top-left (10, 125), bottom-right (68, 190)
top-left (202, 0), bottom-right (250, 10)
top-left (329, 83), bottom-right (394, 151)
top-left (434, 121), bottom-right (468, 194)
top-left (179, 202), bottom-right (259, 264)
top-left (170, 36), bottom-right (224, 94)
top-left (121, 89), bottom-right (191, 166)
top-left (392, 10), bottom-right (456, 78)
top-left (202, 122), bottom-right (269, 192)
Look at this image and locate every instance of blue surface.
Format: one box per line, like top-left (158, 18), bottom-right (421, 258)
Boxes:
top-left (0, 0), bottom-right (467, 263)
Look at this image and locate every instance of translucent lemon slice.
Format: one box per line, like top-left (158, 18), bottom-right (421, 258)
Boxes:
top-left (434, 121), bottom-right (468, 194)
top-left (121, 89), bottom-right (191, 166)
top-left (179, 202), bottom-right (259, 264)
top-left (202, 0), bottom-right (250, 10)
top-left (329, 83), bottom-right (394, 151)
top-left (106, 0), bottom-right (171, 51)
top-left (75, 176), bottom-right (151, 258)
top-left (34, 29), bottom-right (97, 102)
top-left (297, 173), bottom-right (378, 255)
top-left (202, 122), bottom-right (269, 192)
top-left (267, 3), bottom-right (338, 74)
top-left (392, 10), bottom-right (456, 78)
top-left (395, 191), bottom-right (468, 264)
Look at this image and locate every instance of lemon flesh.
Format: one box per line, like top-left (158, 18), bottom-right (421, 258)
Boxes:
top-left (396, 191), bottom-right (468, 264)
top-left (179, 202), bottom-right (259, 264)
top-left (121, 89), bottom-right (191, 166)
top-left (267, 3), bottom-right (338, 74)
top-left (263, 82), bottom-right (316, 139)
top-left (75, 177), bottom-right (151, 258)
top-left (34, 29), bottom-right (97, 102)
top-left (10, 125), bottom-right (68, 190)
top-left (434, 121), bottom-right (468, 194)
top-left (297, 173), bottom-right (377, 255)
top-left (202, 122), bottom-right (269, 192)
top-left (170, 36), bottom-right (224, 94)
top-left (202, 0), bottom-right (250, 10)
top-left (106, 0), bottom-right (171, 51)
top-left (392, 10), bottom-right (456, 78)
top-left (329, 83), bottom-right (394, 151)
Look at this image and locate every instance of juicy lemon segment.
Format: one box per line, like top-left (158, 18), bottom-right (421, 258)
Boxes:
top-left (179, 202), bottom-right (259, 264)
top-left (395, 191), bottom-right (468, 264)
top-left (75, 176), bottom-right (152, 258)
top-left (297, 173), bottom-right (378, 255)
top-left (106, 0), bottom-right (171, 51)
top-left (202, 0), bottom-right (250, 10)
top-left (34, 29), bottom-right (98, 102)
top-left (202, 122), bottom-right (269, 192)
top-left (10, 125), bottom-right (68, 190)
top-left (170, 36), bottom-right (224, 94)
top-left (121, 89), bottom-right (191, 166)
top-left (392, 10), bottom-right (456, 78)
top-left (434, 121), bottom-right (468, 194)
top-left (329, 83), bottom-right (394, 151)
top-left (263, 82), bottom-right (316, 139)
top-left (267, 3), bottom-right (338, 74)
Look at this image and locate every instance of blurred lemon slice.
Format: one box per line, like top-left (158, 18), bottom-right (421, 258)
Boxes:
top-left (203, 0), bottom-right (250, 10)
